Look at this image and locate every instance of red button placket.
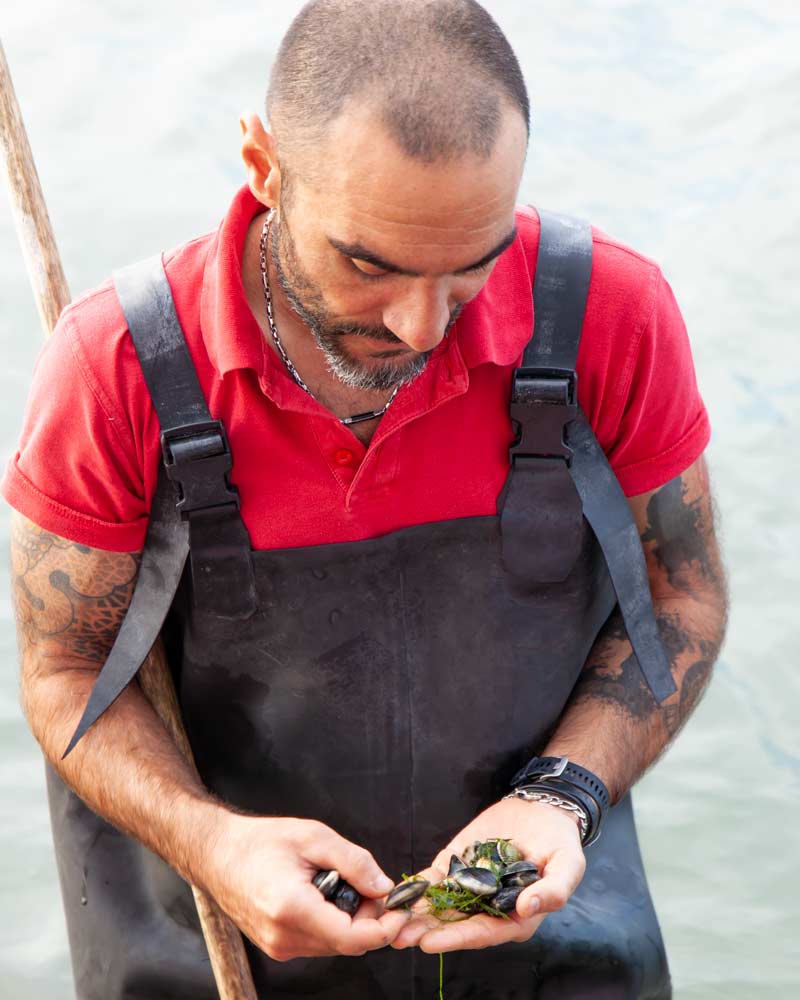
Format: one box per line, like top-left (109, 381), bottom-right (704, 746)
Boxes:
top-left (309, 416), bottom-right (366, 491)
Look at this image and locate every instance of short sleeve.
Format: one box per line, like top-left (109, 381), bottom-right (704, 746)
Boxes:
top-left (1, 300), bottom-right (153, 552)
top-left (604, 270), bottom-right (711, 496)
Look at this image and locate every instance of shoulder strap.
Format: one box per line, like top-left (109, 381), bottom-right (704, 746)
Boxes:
top-left (63, 256), bottom-right (257, 755)
top-left (114, 256), bottom-right (256, 621)
top-left (507, 209), bottom-right (676, 703)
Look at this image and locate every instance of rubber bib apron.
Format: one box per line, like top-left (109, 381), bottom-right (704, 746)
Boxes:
top-left (49, 211), bottom-right (672, 999)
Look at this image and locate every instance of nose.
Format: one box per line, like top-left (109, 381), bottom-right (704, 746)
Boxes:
top-left (382, 280), bottom-right (453, 354)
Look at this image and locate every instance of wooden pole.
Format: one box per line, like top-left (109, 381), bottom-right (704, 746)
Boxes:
top-left (0, 39), bottom-right (258, 1000)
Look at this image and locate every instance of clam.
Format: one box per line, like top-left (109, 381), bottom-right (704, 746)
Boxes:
top-left (452, 867), bottom-right (499, 896)
top-left (385, 879), bottom-right (430, 910)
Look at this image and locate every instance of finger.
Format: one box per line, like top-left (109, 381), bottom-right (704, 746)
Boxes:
top-left (289, 881), bottom-right (394, 955)
top-left (301, 825), bottom-right (395, 899)
top-left (390, 907), bottom-right (445, 949)
top-left (384, 861), bottom-right (451, 949)
top-left (418, 910), bottom-right (545, 954)
top-left (518, 845), bottom-right (585, 917)
top-left (358, 901), bottom-right (414, 944)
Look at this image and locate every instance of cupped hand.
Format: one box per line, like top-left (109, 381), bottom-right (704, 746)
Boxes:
top-left (200, 812), bottom-right (412, 962)
top-left (384, 797), bottom-right (585, 953)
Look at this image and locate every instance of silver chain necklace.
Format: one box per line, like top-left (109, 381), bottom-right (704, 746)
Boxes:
top-left (259, 209), bottom-right (400, 427)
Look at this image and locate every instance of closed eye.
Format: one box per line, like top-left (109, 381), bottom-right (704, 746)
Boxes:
top-left (350, 258), bottom-right (391, 279)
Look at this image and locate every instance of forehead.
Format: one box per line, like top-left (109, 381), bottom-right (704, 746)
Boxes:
top-left (293, 101), bottom-right (527, 260)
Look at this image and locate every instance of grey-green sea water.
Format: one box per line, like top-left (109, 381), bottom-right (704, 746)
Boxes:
top-left (1, 2), bottom-right (798, 997)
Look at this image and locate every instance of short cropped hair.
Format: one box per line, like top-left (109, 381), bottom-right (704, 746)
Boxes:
top-left (267, 0), bottom-right (530, 167)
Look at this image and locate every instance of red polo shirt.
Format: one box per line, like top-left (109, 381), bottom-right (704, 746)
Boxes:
top-left (2, 186), bottom-right (710, 553)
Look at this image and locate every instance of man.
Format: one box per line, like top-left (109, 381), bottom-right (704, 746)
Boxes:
top-left (5, 0), bottom-right (727, 997)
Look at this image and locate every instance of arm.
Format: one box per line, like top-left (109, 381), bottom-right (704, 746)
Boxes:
top-left (392, 453), bottom-right (728, 953)
top-left (541, 453), bottom-right (729, 801)
top-left (11, 513), bottom-right (408, 959)
top-left (11, 512), bottom-right (221, 882)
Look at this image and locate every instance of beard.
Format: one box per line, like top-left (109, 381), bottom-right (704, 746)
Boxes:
top-left (269, 212), bottom-right (461, 392)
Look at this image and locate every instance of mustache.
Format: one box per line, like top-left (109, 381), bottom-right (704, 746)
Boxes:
top-left (328, 305), bottom-right (464, 345)
top-left (328, 325), bottom-right (403, 344)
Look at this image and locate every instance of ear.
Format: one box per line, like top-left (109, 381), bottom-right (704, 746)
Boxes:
top-left (239, 112), bottom-right (282, 209)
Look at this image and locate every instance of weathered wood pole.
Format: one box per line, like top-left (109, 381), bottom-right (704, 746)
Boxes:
top-left (0, 38), bottom-right (258, 1000)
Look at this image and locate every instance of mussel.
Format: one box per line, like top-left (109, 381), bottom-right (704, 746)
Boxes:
top-left (447, 854), bottom-right (467, 876)
top-left (333, 882), bottom-right (361, 917)
top-left (385, 879), bottom-right (430, 910)
top-left (497, 840), bottom-right (523, 865)
top-left (452, 867), bottom-right (499, 896)
top-left (312, 869), bottom-right (340, 901)
top-left (489, 885), bottom-right (523, 913)
top-left (500, 860), bottom-right (540, 889)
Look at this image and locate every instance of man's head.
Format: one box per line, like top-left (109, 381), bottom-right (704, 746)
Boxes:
top-left (241, 0), bottom-right (529, 390)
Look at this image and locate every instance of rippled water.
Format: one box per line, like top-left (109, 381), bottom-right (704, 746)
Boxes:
top-left (1, 3), bottom-right (798, 997)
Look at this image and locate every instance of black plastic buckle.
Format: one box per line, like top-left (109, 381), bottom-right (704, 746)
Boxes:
top-left (160, 420), bottom-right (240, 519)
top-left (509, 367), bottom-right (578, 464)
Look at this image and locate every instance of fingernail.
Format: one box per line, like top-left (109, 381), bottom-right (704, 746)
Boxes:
top-left (525, 898), bottom-right (541, 917)
top-left (373, 875), bottom-right (395, 894)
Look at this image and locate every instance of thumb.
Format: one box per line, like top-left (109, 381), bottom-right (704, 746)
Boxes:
top-left (518, 846), bottom-right (585, 917)
top-left (306, 832), bottom-right (395, 900)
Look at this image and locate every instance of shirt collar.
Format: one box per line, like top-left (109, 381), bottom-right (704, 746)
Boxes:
top-left (199, 185), bottom-right (537, 379)
top-left (200, 185), bottom-right (269, 377)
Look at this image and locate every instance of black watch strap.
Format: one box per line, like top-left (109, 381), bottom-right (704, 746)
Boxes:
top-left (510, 755), bottom-right (611, 813)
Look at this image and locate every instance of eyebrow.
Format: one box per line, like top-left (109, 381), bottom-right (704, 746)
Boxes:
top-left (327, 226), bottom-right (518, 277)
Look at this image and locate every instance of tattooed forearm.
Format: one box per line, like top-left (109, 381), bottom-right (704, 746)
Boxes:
top-left (9, 514), bottom-right (225, 892)
top-left (640, 477), bottom-right (720, 594)
top-left (543, 458), bottom-right (728, 802)
top-left (11, 513), bottom-right (141, 663)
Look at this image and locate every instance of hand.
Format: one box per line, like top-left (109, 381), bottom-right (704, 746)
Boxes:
top-left (199, 811), bottom-right (412, 961)
top-left (386, 798), bottom-right (586, 953)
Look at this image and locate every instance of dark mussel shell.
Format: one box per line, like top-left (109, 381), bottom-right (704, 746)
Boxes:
top-left (312, 869), bottom-right (340, 901)
top-left (500, 860), bottom-right (541, 889)
top-left (453, 867), bottom-right (499, 896)
top-left (448, 854), bottom-right (467, 876)
top-left (333, 881), bottom-right (361, 917)
top-left (385, 879), bottom-right (430, 910)
top-left (489, 886), bottom-right (523, 913)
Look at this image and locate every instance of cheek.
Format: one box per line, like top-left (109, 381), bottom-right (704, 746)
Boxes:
top-left (450, 273), bottom-right (493, 305)
top-left (320, 271), bottom-right (395, 319)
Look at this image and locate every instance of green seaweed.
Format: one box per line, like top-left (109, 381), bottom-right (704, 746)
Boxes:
top-left (396, 872), bottom-right (511, 922)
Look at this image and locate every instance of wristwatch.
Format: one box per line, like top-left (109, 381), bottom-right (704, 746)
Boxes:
top-left (508, 755), bottom-right (610, 847)
top-left (510, 755), bottom-right (610, 812)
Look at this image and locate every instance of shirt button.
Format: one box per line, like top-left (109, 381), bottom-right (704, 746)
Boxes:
top-left (334, 449), bottom-right (354, 466)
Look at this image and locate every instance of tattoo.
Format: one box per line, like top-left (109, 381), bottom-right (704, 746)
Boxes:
top-left (580, 611), bottom-right (693, 722)
top-left (11, 516), bottom-right (141, 662)
top-left (679, 658), bottom-right (713, 718)
top-left (576, 608), bottom-right (717, 744)
top-left (640, 476), bottom-right (717, 593)
top-left (550, 462), bottom-right (727, 800)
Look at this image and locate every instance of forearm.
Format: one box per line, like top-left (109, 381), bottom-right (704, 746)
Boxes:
top-left (23, 656), bottom-right (225, 890)
top-left (543, 593), bottom-right (727, 803)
